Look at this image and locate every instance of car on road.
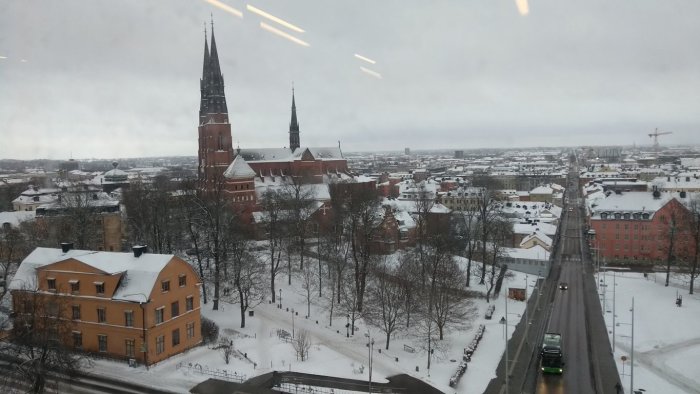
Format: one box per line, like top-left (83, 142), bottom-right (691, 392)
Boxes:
top-left (559, 282), bottom-right (568, 290)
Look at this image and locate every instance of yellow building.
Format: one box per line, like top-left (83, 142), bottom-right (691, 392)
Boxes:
top-left (10, 246), bottom-right (202, 366)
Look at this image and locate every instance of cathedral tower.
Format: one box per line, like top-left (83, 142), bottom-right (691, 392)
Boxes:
top-left (198, 21), bottom-right (234, 190)
top-left (289, 88), bottom-right (300, 151)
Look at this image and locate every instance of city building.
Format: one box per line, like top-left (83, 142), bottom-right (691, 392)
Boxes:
top-left (9, 246), bottom-right (202, 366)
top-left (589, 191), bottom-right (695, 262)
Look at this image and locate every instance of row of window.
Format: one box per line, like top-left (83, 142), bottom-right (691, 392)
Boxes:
top-left (599, 212), bottom-right (651, 220)
top-left (155, 296), bottom-right (195, 324)
top-left (48, 274), bottom-right (190, 295)
top-left (601, 223), bottom-right (650, 231)
top-left (161, 275), bottom-right (187, 292)
top-left (47, 279), bottom-right (104, 294)
top-left (70, 296), bottom-right (193, 326)
top-left (72, 321), bottom-right (196, 357)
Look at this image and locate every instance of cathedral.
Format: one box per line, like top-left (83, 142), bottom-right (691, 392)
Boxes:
top-left (197, 24), bottom-right (351, 210)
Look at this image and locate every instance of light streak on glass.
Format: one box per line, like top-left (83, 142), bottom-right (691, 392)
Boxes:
top-left (246, 4), bottom-right (305, 33)
top-left (354, 54), bottom-right (376, 65)
top-left (203, 0), bottom-right (243, 18)
top-left (260, 22), bottom-right (310, 47)
top-left (360, 66), bottom-right (382, 79)
top-left (515, 0), bottom-right (529, 16)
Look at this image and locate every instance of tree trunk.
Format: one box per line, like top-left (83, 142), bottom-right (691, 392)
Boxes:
top-left (386, 331), bottom-right (391, 350)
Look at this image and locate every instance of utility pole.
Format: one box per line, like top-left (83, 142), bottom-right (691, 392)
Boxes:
top-left (505, 290), bottom-right (509, 394)
top-left (612, 271), bottom-right (616, 352)
top-left (631, 297), bottom-right (635, 393)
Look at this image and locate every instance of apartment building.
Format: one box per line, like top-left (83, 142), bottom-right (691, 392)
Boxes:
top-left (9, 245), bottom-right (201, 366)
top-left (589, 191), bottom-right (695, 262)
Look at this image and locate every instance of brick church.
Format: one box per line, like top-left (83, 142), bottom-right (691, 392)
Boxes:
top-left (196, 24), bottom-right (352, 212)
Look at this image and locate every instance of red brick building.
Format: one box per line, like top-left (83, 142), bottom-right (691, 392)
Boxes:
top-left (589, 191), bottom-right (695, 263)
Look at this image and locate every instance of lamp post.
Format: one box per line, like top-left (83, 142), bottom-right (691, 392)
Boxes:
top-left (630, 297), bottom-right (635, 393)
top-left (124, 293), bottom-right (149, 370)
top-left (291, 308), bottom-right (295, 338)
top-left (368, 333), bottom-right (375, 393)
top-left (612, 271), bottom-right (617, 352)
top-left (504, 289), bottom-right (509, 394)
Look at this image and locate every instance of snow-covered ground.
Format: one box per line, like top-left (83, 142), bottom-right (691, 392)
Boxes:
top-left (599, 271), bottom-right (700, 394)
top-left (88, 259), bottom-right (535, 394)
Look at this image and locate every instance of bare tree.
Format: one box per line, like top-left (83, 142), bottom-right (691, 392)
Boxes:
top-left (280, 178), bottom-right (316, 270)
top-left (224, 236), bottom-right (266, 328)
top-left (6, 287), bottom-right (91, 393)
top-left (346, 187), bottom-right (381, 313)
top-left (292, 329), bottom-right (312, 361)
top-left (660, 202), bottom-right (693, 287)
top-left (431, 258), bottom-right (476, 340)
top-left (297, 255), bottom-right (316, 318)
top-left (217, 337), bottom-right (234, 364)
top-left (260, 189), bottom-right (289, 304)
top-left (455, 204), bottom-right (480, 287)
top-left (365, 262), bottom-right (407, 350)
top-left (0, 222), bottom-right (31, 300)
top-left (474, 184), bottom-right (501, 285)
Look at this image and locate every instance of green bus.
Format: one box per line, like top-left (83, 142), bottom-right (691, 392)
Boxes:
top-left (541, 332), bottom-right (564, 374)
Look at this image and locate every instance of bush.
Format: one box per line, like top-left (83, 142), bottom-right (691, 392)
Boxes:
top-left (201, 317), bottom-right (219, 344)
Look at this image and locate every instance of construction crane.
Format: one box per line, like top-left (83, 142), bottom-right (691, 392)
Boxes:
top-left (648, 128), bottom-right (672, 153)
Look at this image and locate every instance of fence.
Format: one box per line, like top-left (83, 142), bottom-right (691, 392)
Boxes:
top-left (176, 362), bottom-right (246, 383)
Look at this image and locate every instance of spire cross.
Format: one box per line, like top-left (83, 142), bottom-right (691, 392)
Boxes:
top-left (210, 13), bottom-right (214, 30)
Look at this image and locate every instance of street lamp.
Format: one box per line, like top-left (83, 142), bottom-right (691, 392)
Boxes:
top-left (367, 332), bottom-right (375, 393)
top-left (123, 293), bottom-right (150, 370)
top-left (291, 308), bottom-right (295, 338)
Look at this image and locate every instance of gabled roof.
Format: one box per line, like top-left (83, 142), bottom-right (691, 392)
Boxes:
top-left (9, 247), bottom-right (176, 302)
top-left (238, 148), bottom-right (293, 162)
top-left (224, 155), bottom-right (256, 179)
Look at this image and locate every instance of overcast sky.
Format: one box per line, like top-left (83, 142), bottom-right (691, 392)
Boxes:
top-left (1, 0), bottom-right (699, 160)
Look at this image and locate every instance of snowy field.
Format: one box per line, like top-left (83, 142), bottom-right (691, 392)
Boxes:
top-left (599, 271), bottom-right (700, 394)
top-left (88, 259), bottom-right (535, 394)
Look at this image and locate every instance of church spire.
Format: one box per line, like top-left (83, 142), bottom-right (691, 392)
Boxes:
top-left (198, 23), bottom-right (210, 123)
top-left (204, 16), bottom-right (228, 116)
top-left (289, 86), bottom-right (300, 151)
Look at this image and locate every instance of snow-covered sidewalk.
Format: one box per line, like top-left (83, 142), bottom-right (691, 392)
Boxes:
top-left (599, 271), bottom-right (700, 394)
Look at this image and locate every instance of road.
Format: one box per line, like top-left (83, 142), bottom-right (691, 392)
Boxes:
top-left (485, 153), bottom-right (622, 394)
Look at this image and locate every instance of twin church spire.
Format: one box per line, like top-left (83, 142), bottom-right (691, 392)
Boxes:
top-left (198, 19), bottom-right (300, 150)
top-left (199, 20), bottom-right (228, 124)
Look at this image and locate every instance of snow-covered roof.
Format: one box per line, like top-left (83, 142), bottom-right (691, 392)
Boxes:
top-left (530, 185), bottom-right (554, 195)
top-left (224, 155), bottom-right (256, 179)
top-left (503, 245), bottom-right (550, 261)
top-left (239, 148), bottom-right (293, 162)
top-left (520, 231), bottom-right (553, 248)
top-left (9, 247), bottom-right (176, 302)
top-left (293, 147), bottom-right (344, 160)
top-left (591, 192), bottom-right (676, 219)
top-left (513, 222), bottom-right (557, 236)
top-left (0, 210), bottom-right (36, 227)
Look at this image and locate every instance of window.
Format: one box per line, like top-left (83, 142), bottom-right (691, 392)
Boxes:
top-left (179, 275), bottom-right (187, 287)
top-left (186, 296), bottom-right (194, 312)
top-left (125, 339), bottom-right (135, 358)
top-left (95, 282), bottom-right (105, 295)
top-left (47, 278), bottom-right (56, 291)
top-left (171, 301), bottom-right (179, 318)
top-left (172, 329), bottom-right (180, 347)
top-left (47, 302), bottom-right (58, 317)
top-left (125, 311), bottom-right (134, 327)
top-left (161, 280), bottom-right (170, 292)
top-left (69, 280), bottom-right (80, 293)
top-left (73, 332), bottom-right (82, 349)
top-left (97, 307), bottom-right (106, 323)
top-left (186, 322), bottom-right (195, 339)
top-left (98, 335), bottom-right (107, 352)
top-left (155, 307), bottom-right (164, 324)
top-left (156, 335), bottom-right (165, 355)
top-left (72, 305), bottom-right (81, 320)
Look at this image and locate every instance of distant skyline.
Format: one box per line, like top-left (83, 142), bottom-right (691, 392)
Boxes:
top-left (1, 1), bottom-right (699, 160)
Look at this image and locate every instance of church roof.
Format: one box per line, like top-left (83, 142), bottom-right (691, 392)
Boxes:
top-left (292, 147), bottom-right (344, 160)
top-left (224, 155), bottom-right (256, 179)
top-left (238, 148), bottom-right (293, 162)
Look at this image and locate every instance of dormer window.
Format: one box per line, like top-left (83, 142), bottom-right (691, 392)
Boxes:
top-left (614, 213), bottom-right (622, 219)
top-left (94, 282), bottom-right (105, 295)
top-left (623, 213), bottom-right (631, 220)
top-left (69, 279), bottom-right (80, 294)
top-left (642, 213), bottom-right (650, 220)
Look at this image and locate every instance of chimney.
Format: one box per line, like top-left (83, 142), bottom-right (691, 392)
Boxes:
top-left (653, 190), bottom-right (661, 199)
top-left (132, 245), bottom-right (147, 258)
top-left (680, 191), bottom-right (687, 199)
top-left (667, 176), bottom-right (671, 182)
top-left (60, 242), bottom-right (74, 253)
top-left (686, 177), bottom-right (690, 182)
